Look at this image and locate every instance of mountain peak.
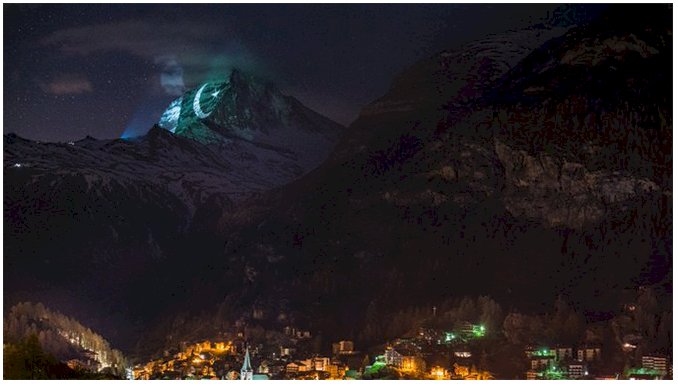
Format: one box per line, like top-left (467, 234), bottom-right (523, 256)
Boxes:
top-left (228, 67), bottom-right (244, 83)
top-left (156, 69), bottom-right (342, 168)
top-left (146, 124), bottom-right (173, 138)
top-left (160, 70), bottom-right (311, 142)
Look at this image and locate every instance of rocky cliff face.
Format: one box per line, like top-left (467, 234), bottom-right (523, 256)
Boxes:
top-left (189, 5), bottom-right (671, 350)
top-left (473, 6), bottom-right (671, 228)
top-left (494, 141), bottom-right (660, 228)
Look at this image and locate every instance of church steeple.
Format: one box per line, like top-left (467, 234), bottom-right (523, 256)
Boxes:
top-left (240, 346), bottom-right (253, 380)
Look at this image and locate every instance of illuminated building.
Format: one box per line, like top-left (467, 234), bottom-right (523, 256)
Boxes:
top-left (327, 363), bottom-right (342, 378)
top-left (456, 322), bottom-right (475, 339)
top-left (312, 357), bottom-right (331, 371)
top-left (258, 361), bottom-right (270, 374)
top-left (384, 346), bottom-right (404, 367)
top-left (241, 347), bottom-right (254, 380)
top-left (576, 345), bottom-right (601, 362)
top-left (430, 366), bottom-right (450, 379)
top-left (526, 347), bottom-right (556, 371)
top-left (622, 342), bottom-right (638, 352)
top-left (213, 341), bottom-right (233, 353)
top-left (454, 321), bottom-right (486, 339)
top-left (300, 360), bottom-right (314, 371)
top-left (537, 365), bottom-right (567, 380)
top-left (465, 370), bottom-right (494, 380)
top-left (527, 347), bottom-right (556, 358)
top-left (198, 341), bottom-right (211, 352)
top-left (472, 324), bottom-right (486, 337)
top-left (296, 330), bottom-right (312, 339)
top-left (554, 347), bottom-right (573, 361)
top-left (260, 360), bottom-right (286, 377)
top-left (384, 345), bottom-right (426, 373)
top-left (568, 362), bottom-right (588, 378)
top-left (332, 340), bottom-right (355, 355)
top-left (443, 332), bottom-right (457, 344)
top-left (626, 367), bottom-right (663, 380)
top-left (531, 358), bottom-right (554, 371)
top-left (285, 361), bottom-right (308, 374)
top-left (401, 356), bottom-right (425, 372)
top-left (280, 346), bottom-right (296, 357)
top-left (453, 363), bottom-right (469, 378)
top-left (642, 355), bottom-right (668, 376)
top-left (452, 363), bottom-right (492, 380)
top-left (66, 359), bottom-right (91, 371)
top-left (417, 327), bottom-right (441, 344)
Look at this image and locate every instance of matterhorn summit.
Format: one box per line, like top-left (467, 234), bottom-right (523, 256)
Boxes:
top-left (158, 69), bottom-right (343, 173)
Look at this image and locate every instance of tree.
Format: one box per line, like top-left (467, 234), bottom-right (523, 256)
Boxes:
top-left (546, 296), bottom-right (584, 344)
top-left (502, 313), bottom-right (544, 345)
top-left (361, 301), bottom-right (381, 343)
top-left (311, 334), bottom-right (323, 354)
top-left (478, 296), bottom-right (503, 335)
top-left (362, 354), bottom-right (370, 370)
top-left (457, 297), bottom-right (478, 321)
top-left (3, 334), bottom-right (63, 379)
top-left (654, 311), bottom-right (672, 354)
top-left (634, 287), bottom-right (661, 344)
top-left (4, 302), bottom-right (127, 377)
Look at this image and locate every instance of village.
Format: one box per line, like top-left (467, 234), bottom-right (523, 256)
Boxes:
top-left (132, 318), bottom-right (671, 380)
top-left (132, 322), bottom-right (494, 380)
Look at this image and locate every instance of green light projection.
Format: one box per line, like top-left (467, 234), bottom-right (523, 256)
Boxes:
top-left (158, 97), bottom-right (182, 133)
top-left (157, 74), bottom-right (262, 144)
top-left (537, 366), bottom-right (567, 380)
top-left (364, 356), bottom-right (387, 377)
top-left (158, 81), bottom-right (229, 143)
top-left (625, 367), bottom-right (662, 377)
top-left (193, 83), bottom-right (222, 119)
top-left (472, 324), bottom-right (486, 337)
top-left (532, 349), bottom-right (554, 357)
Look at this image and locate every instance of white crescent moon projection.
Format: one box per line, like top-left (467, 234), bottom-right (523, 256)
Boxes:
top-left (193, 83), bottom-right (212, 119)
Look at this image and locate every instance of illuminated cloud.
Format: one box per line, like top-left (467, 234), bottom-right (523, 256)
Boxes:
top-left (42, 19), bottom-right (269, 89)
top-left (39, 74), bottom-right (93, 95)
top-left (155, 55), bottom-right (186, 96)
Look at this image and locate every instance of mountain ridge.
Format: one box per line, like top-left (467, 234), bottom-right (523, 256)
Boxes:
top-left (4, 72), bottom-right (344, 351)
top-left (3, 5), bottom-right (672, 361)
top-left (190, 5), bottom-right (671, 354)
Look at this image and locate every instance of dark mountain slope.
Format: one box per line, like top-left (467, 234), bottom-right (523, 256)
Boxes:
top-left (172, 5), bottom-right (672, 352)
top-left (4, 72), bottom-right (343, 350)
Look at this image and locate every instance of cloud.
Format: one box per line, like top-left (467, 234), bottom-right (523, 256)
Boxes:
top-left (41, 19), bottom-right (270, 88)
top-left (41, 20), bottom-right (226, 59)
top-left (39, 74), bottom-right (93, 95)
top-left (155, 55), bottom-right (186, 96)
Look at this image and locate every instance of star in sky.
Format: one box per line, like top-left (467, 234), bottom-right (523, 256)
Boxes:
top-left (5, 3), bottom-right (592, 142)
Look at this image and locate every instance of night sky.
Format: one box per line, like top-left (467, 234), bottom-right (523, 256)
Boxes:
top-left (4, 4), bottom-right (563, 142)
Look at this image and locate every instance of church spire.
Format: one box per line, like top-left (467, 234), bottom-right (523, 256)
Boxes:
top-left (241, 346), bottom-right (253, 380)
